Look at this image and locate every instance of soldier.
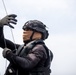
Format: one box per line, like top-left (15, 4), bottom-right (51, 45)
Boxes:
top-left (0, 14), bottom-right (53, 75)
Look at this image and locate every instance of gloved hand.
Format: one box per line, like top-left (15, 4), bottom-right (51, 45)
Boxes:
top-left (3, 48), bottom-right (16, 64)
top-left (2, 48), bottom-right (12, 58)
top-left (0, 14), bottom-right (17, 28)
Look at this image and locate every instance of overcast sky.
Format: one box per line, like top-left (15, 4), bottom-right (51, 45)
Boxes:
top-left (0, 0), bottom-right (76, 75)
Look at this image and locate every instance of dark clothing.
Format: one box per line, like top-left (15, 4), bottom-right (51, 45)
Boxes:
top-left (0, 27), bottom-right (53, 75)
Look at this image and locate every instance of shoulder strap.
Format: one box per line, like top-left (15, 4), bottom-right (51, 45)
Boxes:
top-left (16, 44), bottom-right (24, 55)
top-left (19, 39), bottom-right (44, 56)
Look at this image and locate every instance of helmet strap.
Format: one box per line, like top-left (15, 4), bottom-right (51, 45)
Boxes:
top-left (30, 31), bottom-right (35, 41)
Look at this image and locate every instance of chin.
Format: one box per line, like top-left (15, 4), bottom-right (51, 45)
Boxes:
top-left (23, 39), bottom-right (31, 43)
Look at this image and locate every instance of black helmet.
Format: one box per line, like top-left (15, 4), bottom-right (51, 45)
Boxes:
top-left (23, 20), bottom-right (49, 40)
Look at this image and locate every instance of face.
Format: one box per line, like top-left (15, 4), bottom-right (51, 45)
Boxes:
top-left (23, 29), bottom-right (33, 42)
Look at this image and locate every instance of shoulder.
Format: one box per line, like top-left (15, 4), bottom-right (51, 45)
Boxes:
top-left (33, 44), bottom-right (45, 51)
top-left (32, 44), bottom-right (47, 55)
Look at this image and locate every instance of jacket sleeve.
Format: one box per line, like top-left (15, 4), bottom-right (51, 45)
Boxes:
top-left (0, 27), bottom-right (19, 50)
top-left (8, 44), bottom-right (47, 70)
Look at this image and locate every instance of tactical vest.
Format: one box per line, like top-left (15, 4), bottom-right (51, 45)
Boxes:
top-left (5, 39), bottom-right (53, 75)
top-left (16, 39), bottom-right (53, 75)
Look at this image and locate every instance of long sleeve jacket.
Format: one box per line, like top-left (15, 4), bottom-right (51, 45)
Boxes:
top-left (0, 27), bottom-right (52, 75)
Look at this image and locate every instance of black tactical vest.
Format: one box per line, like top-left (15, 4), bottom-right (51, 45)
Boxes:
top-left (16, 39), bottom-right (53, 75)
top-left (5, 39), bottom-right (53, 75)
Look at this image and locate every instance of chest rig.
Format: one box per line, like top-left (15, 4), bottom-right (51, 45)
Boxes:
top-left (16, 39), bottom-right (44, 57)
top-left (16, 39), bottom-right (53, 74)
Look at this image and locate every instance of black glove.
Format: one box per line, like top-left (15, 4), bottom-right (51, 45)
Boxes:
top-left (3, 48), bottom-right (17, 64)
top-left (2, 48), bottom-right (12, 58)
top-left (0, 14), bottom-right (17, 28)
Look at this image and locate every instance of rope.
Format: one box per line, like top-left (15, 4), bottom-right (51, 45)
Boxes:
top-left (2, 0), bottom-right (7, 48)
top-left (1, 0), bottom-right (17, 70)
top-left (2, 0), bottom-right (8, 14)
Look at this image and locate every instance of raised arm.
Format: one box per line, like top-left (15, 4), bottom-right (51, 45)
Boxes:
top-left (0, 14), bottom-right (19, 50)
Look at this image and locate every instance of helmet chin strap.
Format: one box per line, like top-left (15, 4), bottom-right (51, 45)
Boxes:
top-left (23, 31), bottom-right (35, 44)
top-left (30, 31), bottom-right (35, 41)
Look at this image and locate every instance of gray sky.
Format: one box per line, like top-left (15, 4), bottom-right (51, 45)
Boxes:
top-left (0, 0), bottom-right (76, 75)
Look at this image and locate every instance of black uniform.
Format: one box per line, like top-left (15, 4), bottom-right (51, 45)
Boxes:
top-left (0, 27), bottom-right (53, 75)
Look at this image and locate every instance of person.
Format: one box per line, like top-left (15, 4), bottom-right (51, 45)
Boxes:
top-left (0, 14), bottom-right (53, 75)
